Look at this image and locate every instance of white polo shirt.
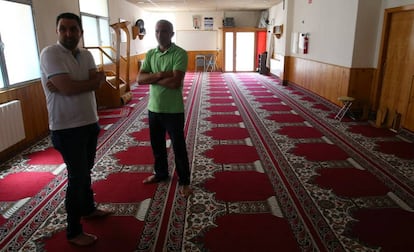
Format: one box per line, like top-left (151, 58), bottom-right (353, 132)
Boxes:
top-left (40, 43), bottom-right (98, 131)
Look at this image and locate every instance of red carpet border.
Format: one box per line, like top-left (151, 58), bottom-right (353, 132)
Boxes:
top-left (0, 72), bottom-right (413, 251)
top-left (225, 73), bottom-right (414, 251)
top-left (184, 72), bottom-right (414, 251)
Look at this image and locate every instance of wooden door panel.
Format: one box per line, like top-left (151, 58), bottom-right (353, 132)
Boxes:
top-left (405, 79), bottom-right (414, 131)
top-left (380, 10), bottom-right (414, 129)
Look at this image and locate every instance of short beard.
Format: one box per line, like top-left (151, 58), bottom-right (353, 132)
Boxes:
top-left (61, 38), bottom-right (79, 51)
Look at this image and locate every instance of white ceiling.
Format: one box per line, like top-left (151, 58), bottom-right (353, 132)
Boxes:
top-left (126, 0), bottom-right (282, 12)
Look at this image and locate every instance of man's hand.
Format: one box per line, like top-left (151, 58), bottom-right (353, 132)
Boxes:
top-left (47, 71), bottom-right (107, 96)
top-left (95, 71), bottom-right (106, 89)
top-left (46, 80), bottom-right (59, 93)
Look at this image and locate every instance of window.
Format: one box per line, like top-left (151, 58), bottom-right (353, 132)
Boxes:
top-left (0, 0), bottom-right (40, 88)
top-left (79, 0), bottom-right (111, 65)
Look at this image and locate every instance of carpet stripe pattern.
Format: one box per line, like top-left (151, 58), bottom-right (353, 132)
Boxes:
top-left (0, 72), bottom-right (413, 251)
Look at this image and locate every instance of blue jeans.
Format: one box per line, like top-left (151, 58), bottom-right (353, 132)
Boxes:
top-left (148, 111), bottom-right (190, 185)
top-left (51, 123), bottom-right (100, 239)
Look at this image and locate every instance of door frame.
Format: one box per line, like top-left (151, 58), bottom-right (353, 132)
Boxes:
top-left (222, 27), bottom-right (266, 72)
top-left (374, 5), bottom-right (414, 110)
top-left (373, 4), bottom-right (414, 129)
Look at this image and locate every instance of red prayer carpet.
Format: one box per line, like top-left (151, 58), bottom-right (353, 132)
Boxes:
top-left (0, 72), bottom-right (413, 251)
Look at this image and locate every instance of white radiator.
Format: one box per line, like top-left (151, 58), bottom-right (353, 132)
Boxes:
top-left (0, 100), bottom-right (26, 152)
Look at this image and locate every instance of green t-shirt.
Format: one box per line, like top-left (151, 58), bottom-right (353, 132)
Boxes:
top-left (141, 43), bottom-right (188, 113)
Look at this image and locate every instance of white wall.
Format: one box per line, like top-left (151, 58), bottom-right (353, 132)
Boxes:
top-left (266, 0), bottom-right (414, 68)
top-left (383, 0), bottom-right (414, 8)
top-left (33, 0), bottom-right (80, 51)
top-left (175, 11), bottom-right (224, 30)
top-left (267, 2), bottom-right (286, 57)
top-left (32, 0), bottom-right (146, 56)
top-left (224, 11), bottom-right (261, 27)
top-left (141, 10), bottom-right (261, 52)
top-left (174, 11), bottom-right (224, 51)
top-left (108, 0), bottom-right (146, 55)
top-left (352, 0), bottom-right (381, 67)
top-left (31, 0), bottom-right (263, 58)
top-left (33, 0), bottom-right (414, 69)
top-left (290, 0), bottom-right (358, 67)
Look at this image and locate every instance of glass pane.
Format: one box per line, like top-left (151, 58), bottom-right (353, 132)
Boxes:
top-left (0, 66), bottom-right (4, 88)
top-left (82, 15), bottom-right (100, 46)
top-left (0, 0), bottom-right (40, 85)
top-left (225, 32), bottom-right (233, 71)
top-left (79, 0), bottom-right (108, 17)
top-left (81, 15), bottom-right (101, 65)
top-left (99, 18), bottom-right (110, 46)
top-left (99, 18), bottom-right (112, 64)
top-left (236, 32), bottom-right (255, 71)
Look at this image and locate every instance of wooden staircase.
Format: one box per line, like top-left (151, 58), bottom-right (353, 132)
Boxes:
top-left (85, 21), bottom-right (133, 109)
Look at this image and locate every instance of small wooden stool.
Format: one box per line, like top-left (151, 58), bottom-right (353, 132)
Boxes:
top-left (335, 96), bottom-right (355, 121)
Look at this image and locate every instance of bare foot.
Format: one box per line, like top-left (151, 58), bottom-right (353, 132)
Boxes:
top-left (179, 185), bottom-right (193, 197)
top-left (68, 232), bottom-right (97, 246)
top-left (142, 175), bottom-right (168, 184)
top-left (83, 208), bottom-right (113, 219)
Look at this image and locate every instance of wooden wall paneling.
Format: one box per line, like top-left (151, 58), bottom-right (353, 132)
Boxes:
top-left (282, 56), bottom-right (290, 85)
top-left (134, 51), bottom-right (222, 73)
top-left (286, 56), bottom-right (350, 106)
top-left (349, 68), bottom-right (375, 111)
top-left (187, 50), bottom-right (222, 72)
top-left (127, 55), bottom-right (138, 83)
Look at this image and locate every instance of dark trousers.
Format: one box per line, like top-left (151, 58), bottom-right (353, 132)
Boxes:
top-left (148, 111), bottom-right (190, 185)
top-left (51, 123), bottom-right (100, 239)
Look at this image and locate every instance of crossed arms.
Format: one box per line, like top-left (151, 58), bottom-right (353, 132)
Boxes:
top-left (137, 70), bottom-right (185, 89)
top-left (47, 70), bottom-right (106, 95)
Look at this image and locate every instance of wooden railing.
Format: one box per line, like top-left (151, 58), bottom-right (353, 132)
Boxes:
top-left (84, 46), bottom-right (128, 89)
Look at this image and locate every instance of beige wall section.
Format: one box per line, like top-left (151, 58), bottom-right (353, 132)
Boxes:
top-left (352, 1), bottom-right (382, 68)
top-left (108, 0), bottom-right (146, 56)
top-left (33, 0), bottom-right (80, 51)
top-left (288, 0), bottom-right (358, 67)
top-left (223, 11), bottom-right (261, 27)
top-left (269, 0), bottom-right (414, 117)
top-left (267, 1), bottom-right (289, 80)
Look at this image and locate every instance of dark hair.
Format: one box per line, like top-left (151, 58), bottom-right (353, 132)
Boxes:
top-left (157, 19), bottom-right (174, 32)
top-left (56, 12), bottom-right (83, 30)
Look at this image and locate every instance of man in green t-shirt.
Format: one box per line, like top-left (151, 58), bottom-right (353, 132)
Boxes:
top-left (137, 20), bottom-right (192, 197)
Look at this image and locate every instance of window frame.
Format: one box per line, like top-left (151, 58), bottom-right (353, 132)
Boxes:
top-left (0, 0), bottom-right (40, 90)
top-left (0, 0), bottom-right (41, 90)
top-left (80, 12), bottom-right (110, 47)
top-left (80, 12), bottom-right (112, 65)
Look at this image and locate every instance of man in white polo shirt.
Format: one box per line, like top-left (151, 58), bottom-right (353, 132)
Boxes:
top-left (40, 12), bottom-right (111, 246)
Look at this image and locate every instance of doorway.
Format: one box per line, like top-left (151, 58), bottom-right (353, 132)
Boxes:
top-left (377, 6), bottom-right (414, 131)
top-left (223, 29), bottom-right (265, 72)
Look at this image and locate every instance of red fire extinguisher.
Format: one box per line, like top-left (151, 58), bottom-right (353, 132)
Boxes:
top-left (303, 34), bottom-right (309, 54)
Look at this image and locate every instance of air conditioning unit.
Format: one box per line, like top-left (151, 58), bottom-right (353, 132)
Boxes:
top-left (223, 17), bottom-right (234, 27)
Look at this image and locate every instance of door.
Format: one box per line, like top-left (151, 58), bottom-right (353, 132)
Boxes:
top-left (224, 31), bottom-right (256, 72)
top-left (379, 9), bottom-right (414, 131)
